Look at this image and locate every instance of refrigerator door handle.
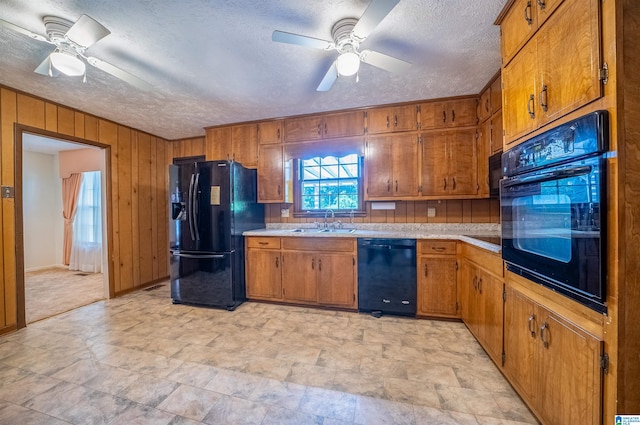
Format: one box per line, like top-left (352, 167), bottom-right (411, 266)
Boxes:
top-left (174, 252), bottom-right (225, 259)
top-left (193, 172), bottom-right (201, 241)
top-left (188, 173), bottom-right (196, 241)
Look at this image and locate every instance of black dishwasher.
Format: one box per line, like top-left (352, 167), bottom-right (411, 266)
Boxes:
top-left (357, 238), bottom-right (416, 317)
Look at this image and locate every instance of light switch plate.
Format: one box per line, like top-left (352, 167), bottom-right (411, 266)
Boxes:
top-left (427, 207), bottom-right (436, 217)
top-left (1, 186), bottom-right (14, 199)
top-left (280, 208), bottom-right (290, 218)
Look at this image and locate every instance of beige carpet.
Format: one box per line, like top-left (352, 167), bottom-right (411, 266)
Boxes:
top-left (25, 267), bottom-right (104, 324)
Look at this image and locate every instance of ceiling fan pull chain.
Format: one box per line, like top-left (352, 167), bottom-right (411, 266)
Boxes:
top-left (83, 71), bottom-right (87, 83)
top-left (356, 71), bottom-right (359, 83)
top-left (48, 60), bottom-right (52, 77)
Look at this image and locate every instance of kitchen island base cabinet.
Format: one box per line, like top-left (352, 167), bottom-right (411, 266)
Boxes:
top-left (503, 285), bottom-right (603, 425)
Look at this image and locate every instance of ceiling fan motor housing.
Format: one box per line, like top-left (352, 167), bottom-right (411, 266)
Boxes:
top-left (332, 18), bottom-right (360, 53)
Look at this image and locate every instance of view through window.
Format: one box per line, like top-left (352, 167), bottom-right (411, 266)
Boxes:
top-left (299, 154), bottom-right (361, 212)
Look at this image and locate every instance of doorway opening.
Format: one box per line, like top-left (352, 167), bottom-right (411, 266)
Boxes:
top-left (17, 129), bottom-right (111, 325)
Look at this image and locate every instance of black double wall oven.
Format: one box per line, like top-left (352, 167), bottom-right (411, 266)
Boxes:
top-left (500, 111), bottom-right (609, 313)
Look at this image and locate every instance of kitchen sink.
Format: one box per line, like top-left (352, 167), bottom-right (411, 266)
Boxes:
top-left (291, 228), bottom-right (356, 234)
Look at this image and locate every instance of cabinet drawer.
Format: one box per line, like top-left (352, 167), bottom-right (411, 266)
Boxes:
top-left (282, 237), bottom-right (355, 252)
top-left (418, 240), bottom-right (456, 255)
top-left (247, 237), bottom-right (281, 249)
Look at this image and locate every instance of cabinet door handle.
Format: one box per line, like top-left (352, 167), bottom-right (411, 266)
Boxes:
top-left (442, 111), bottom-right (447, 123)
top-left (276, 128), bottom-right (280, 141)
top-left (395, 180), bottom-right (398, 192)
top-left (387, 180), bottom-right (391, 192)
top-left (537, 0), bottom-right (546, 9)
top-left (432, 246), bottom-right (446, 252)
top-left (478, 278), bottom-right (483, 294)
top-left (311, 258), bottom-right (315, 270)
top-left (540, 322), bottom-right (550, 348)
top-left (394, 115), bottom-right (398, 127)
top-left (277, 184), bottom-right (281, 195)
top-left (258, 241), bottom-right (268, 245)
top-left (318, 259), bottom-right (322, 271)
top-left (528, 314), bottom-right (536, 337)
top-left (443, 178), bottom-right (447, 190)
top-left (451, 110), bottom-right (455, 123)
top-left (539, 85), bottom-right (548, 112)
top-left (324, 122), bottom-right (328, 135)
top-left (527, 94), bottom-right (536, 119)
top-left (524, 1), bottom-right (533, 25)
top-left (472, 276), bottom-right (477, 290)
top-left (317, 124), bottom-right (322, 135)
top-left (424, 263), bottom-right (428, 277)
top-left (452, 177), bottom-right (456, 190)
top-left (275, 256), bottom-right (279, 268)
top-left (485, 99), bottom-right (489, 112)
top-left (386, 115), bottom-right (390, 128)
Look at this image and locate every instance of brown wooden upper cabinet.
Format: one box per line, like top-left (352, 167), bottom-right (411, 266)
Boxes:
top-left (490, 77), bottom-right (502, 114)
top-left (206, 124), bottom-right (258, 168)
top-left (478, 87), bottom-right (492, 123)
top-left (419, 98), bottom-right (478, 130)
top-left (257, 120), bottom-right (283, 145)
top-left (501, 0), bottom-right (602, 145)
top-left (365, 133), bottom-right (419, 200)
top-left (257, 144), bottom-right (292, 203)
top-left (284, 111), bottom-right (365, 143)
top-left (367, 104), bottom-right (418, 134)
top-left (420, 129), bottom-right (478, 197)
top-left (501, 0), bottom-right (565, 65)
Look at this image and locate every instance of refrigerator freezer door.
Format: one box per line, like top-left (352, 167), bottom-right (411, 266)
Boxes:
top-left (195, 162), bottom-right (232, 253)
top-left (170, 250), bottom-right (242, 310)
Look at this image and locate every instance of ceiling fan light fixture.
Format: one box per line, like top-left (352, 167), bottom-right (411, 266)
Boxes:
top-left (336, 51), bottom-right (360, 76)
top-left (50, 50), bottom-right (85, 76)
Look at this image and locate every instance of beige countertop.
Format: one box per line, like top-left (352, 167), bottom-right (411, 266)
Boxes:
top-left (244, 223), bottom-right (502, 253)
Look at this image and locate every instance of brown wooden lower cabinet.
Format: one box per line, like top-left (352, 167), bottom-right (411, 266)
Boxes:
top-left (503, 285), bottom-right (603, 425)
top-left (245, 237), bottom-right (357, 309)
top-left (417, 240), bottom-right (458, 318)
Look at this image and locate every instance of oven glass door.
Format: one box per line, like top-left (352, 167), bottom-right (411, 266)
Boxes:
top-left (501, 155), bottom-right (606, 311)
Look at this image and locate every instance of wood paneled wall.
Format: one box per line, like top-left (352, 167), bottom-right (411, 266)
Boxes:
top-left (168, 136), bottom-right (500, 224)
top-left (0, 86), bottom-right (171, 334)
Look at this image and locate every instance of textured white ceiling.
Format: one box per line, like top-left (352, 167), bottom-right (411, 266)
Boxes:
top-left (0, 1), bottom-right (506, 140)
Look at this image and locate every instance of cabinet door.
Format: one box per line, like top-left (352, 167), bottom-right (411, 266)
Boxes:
top-left (246, 250), bottom-right (282, 300)
top-left (317, 254), bottom-right (356, 308)
top-left (421, 131), bottom-right (449, 196)
top-left (231, 124), bottom-right (258, 168)
top-left (537, 0), bottom-right (602, 125)
top-left (367, 107), bottom-right (395, 134)
top-left (490, 77), bottom-right (502, 113)
top-left (477, 120), bottom-right (491, 197)
top-left (535, 0), bottom-right (565, 27)
top-left (536, 308), bottom-right (603, 425)
top-left (418, 256), bottom-right (457, 316)
top-left (478, 88), bottom-right (492, 123)
top-left (258, 121), bottom-right (282, 145)
top-left (365, 136), bottom-right (394, 198)
top-left (448, 129), bottom-right (478, 196)
top-left (206, 127), bottom-right (232, 161)
top-left (258, 144), bottom-right (285, 203)
top-left (281, 252), bottom-right (317, 302)
top-left (503, 286), bottom-right (538, 401)
top-left (323, 111), bottom-right (365, 139)
top-left (490, 110), bottom-right (503, 155)
top-left (284, 116), bottom-right (323, 142)
top-left (419, 102), bottom-right (446, 130)
top-left (502, 41), bottom-right (538, 145)
top-left (459, 259), bottom-right (474, 325)
top-left (392, 134), bottom-right (420, 197)
top-left (445, 99), bottom-right (477, 128)
top-left (501, 0), bottom-right (538, 64)
top-left (391, 105), bottom-right (418, 132)
top-left (479, 274), bottom-right (504, 363)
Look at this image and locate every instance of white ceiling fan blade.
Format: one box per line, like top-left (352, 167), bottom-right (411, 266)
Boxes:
top-left (360, 49), bottom-right (410, 74)
top-left (86, 56), bottom-right (152, 91)
top-left (34, 55), bottom-right (61, 77)
top-left (272, 30), bottom-right (333, 50)
top-left (66, 14), bottom-right (110, 48)
top-left (0, 18), bottom-right (50, 42)
top-left (352, 0), bottom-right (400, 40)
top-left (317, 61), bottom-right (338, 92)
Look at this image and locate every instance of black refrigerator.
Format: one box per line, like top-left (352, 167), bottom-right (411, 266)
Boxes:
top-left (169, 160), bottom-right (264, 310)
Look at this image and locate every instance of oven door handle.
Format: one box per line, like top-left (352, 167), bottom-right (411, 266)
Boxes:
top-left (502, 165), bottom-right (593, 188)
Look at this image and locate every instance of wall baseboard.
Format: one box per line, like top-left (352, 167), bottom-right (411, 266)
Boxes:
top-left (24, 264), bottom-right (67, 273)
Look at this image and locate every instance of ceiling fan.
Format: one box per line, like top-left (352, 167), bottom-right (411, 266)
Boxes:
top-left (272, 0), bottom-right (410, 91)
top-left (0, 14), bottom-right (151, 90)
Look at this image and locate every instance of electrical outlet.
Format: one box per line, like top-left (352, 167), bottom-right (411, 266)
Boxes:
top-left (427, 207), bottom-right (436, 217)
top-left (280, 208), bottom-right (290, 218)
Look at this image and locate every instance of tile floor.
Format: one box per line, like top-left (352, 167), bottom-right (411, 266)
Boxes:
top-left (0, 282), bottom-right (538, 424)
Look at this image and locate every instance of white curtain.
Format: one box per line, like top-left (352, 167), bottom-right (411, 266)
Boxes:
top-left (69, 171), bottom-right (102, 273)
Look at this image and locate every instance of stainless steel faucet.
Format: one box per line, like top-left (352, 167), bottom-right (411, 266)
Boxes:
top-left (324, 209), bottom-right (334, 230)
